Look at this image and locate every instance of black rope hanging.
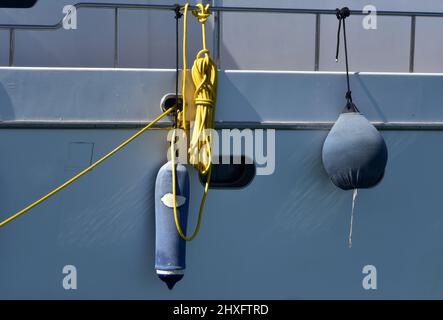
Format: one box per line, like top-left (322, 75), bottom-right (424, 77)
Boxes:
top-left (335, 7), bottom-right (359, 112)
top-left (173, 4), bottom-right (183, 127)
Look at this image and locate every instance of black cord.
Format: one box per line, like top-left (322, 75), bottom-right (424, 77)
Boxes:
top-left (174, 4), bottom-right (182, 127)
top-left (335, 16), bottom-right (341, 63)
top-left (335, 7), bottom-right (355, 106)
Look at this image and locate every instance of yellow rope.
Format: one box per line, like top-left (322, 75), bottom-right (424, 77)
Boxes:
top-left (171, 3), bottom-right (217, 241)
top-left (171, 130), bottom-right (211, 241)
top-left (0, 108), bottom-right (175, 228)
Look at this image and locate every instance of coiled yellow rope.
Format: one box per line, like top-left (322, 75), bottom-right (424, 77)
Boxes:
top-left (0, 108), bottom-right (175, 228)
top-left (189, 4), bottom-right (217, 175)
top-left (171, 3), bottom-right (218, 241)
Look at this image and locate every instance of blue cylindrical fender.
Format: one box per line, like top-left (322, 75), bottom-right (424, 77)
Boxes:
top-left (155, 161), bottom-right (190, 290)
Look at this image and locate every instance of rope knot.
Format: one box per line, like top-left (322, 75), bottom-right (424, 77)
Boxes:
top-left (336, 7), bottom-right (350, 20)
top-left (195, 49), bottom-right (211, 71)
top-left (193, 49), bottom-right (216, 98)
top-left (345, 90), bottom-right (352, 102)
top-left (192, 3), bottom-right (211, 24)
top-left (194, 98), bottom-right (214, 107)
top-left (174, 4), bottom-right (182, 20)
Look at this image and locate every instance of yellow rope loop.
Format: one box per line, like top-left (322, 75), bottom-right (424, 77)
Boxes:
top-left (171, 129), bottom-right (208, 242)
top-left (171, 2), bottom-right (218, 241)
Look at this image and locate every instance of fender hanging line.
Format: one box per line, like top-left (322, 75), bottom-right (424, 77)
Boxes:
top-left (335, 7), bottom-right (358, 111)
top-left (171, 3), bottom-right (218, 241)
top-left (174, 4), bottom-right (183, 125)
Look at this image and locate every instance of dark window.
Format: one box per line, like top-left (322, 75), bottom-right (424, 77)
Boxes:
top-left (199, 156), bottom-right (255, 189)
top-left (0, 1), bottom-right (38, 8)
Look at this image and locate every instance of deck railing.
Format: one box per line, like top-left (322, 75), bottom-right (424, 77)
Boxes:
top-left (0, 3), bottom-right (443, 71)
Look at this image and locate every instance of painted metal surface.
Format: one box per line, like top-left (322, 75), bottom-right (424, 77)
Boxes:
top-left (0, 68), bottom-right (442, 299)
top-left (0, 129), bottom-right (443, 299)
top-left (1, 68), bottom-right (443, 124)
